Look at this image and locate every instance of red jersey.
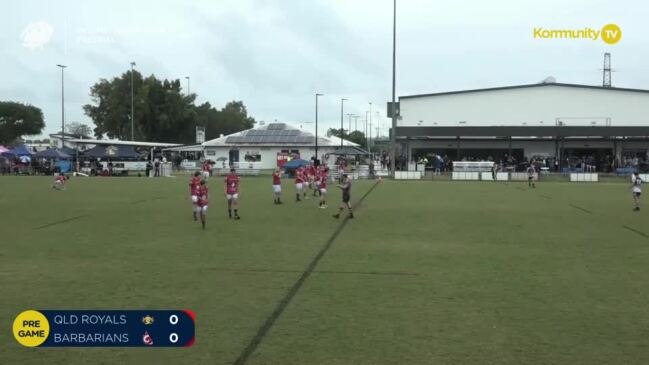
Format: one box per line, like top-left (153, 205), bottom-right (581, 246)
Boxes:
top-left (319, 175), bottom-right (328, 189)
top-left (189, 176), bottom-right (201, 195)
top-left (225, 174), bottom-right (239, 194)
top-left (272, 171), bottom-right (281, 185)
top-left (198, 185), bottom-right (208, 206)
top-left (308, 166), bottom-right (316, 177)
top-left (202, 163), bottom-right (211, 172)
top-left (55, 175), bottom-right (66, 183)
top-left (295, 170), bottom-right (304, 183)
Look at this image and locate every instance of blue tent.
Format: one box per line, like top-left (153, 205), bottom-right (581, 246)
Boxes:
top-left (60, 146), bottom-right (80, 156)
top-left (35, 149), bottom-right (72, 159)
top-left (2, 144), bottom-right (33, 157)
top-left (283, 159), bottom-right (310, 170)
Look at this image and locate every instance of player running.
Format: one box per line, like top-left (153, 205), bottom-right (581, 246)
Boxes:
top-left (189, 171), bottom-right (201, 220)
top-left (295, 167), bottom-right (305, 201)
top-left (527, 164), bottom-right (536, 188)
top-left (272, 168), bottom-right (283, 204)
top-left (52, 173), bottom-right (66, 190)
top-left (631, 172), bottom-right (642, 211)
top-left (333, 174), bottom-right (353, 219)
top-left (318, 167), bottom-right (329, 209)
top-left (196, 180), bottom-right (209, 229)
top-left (225, 168), bottom-right (241, 219)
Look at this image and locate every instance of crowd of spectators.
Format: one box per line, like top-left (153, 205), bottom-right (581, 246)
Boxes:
top-left (410, 152), bottom-right (649, 174)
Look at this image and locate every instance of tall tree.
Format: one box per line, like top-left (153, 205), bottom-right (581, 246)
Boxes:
top-left (327, 128), bottom-right (366, 148)
top-left (83, 70), bottom-right (256, 144)
top-left (66, 122), bottom-right (93, 137)
top-left (0, 101), bottom-right (45, 145)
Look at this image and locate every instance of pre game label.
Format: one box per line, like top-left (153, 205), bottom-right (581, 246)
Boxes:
top-left (13, 310), bottom-right (194, 347)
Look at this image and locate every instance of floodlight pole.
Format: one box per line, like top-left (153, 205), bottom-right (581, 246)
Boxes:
top-left (130, 61), bottom-right (136, 141)
top-left (369, 102), bottom-right (373, 158)
top-left (185, 76), bottom-right (190, 94)
top-left (315, 93), bottom-right (323, 164)
top-left (56, 64), bottom-right (67, 149)
top-left (346, 113), bottom-right (354, 135)
top-left (390, 0), bottom-right (397, 176)
top-left (340, 98), bottom-right (347, 149)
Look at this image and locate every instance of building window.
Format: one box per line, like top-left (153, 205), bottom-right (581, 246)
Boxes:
top-left (244, 151), bottom-right (261, 162)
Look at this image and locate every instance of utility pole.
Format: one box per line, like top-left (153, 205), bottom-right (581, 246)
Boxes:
top-left (130, 62), bottom-right (136, 141)
top-left (345, 113), bottom-right (354, 136)
top-left (340, 98), bottom-right (347, 149)
top-left (390, 0), bottom-right (397, 176)
top-left (56, 64), bottom-right (67, 149)
top-left (315, 93), bottom-right (323, 164)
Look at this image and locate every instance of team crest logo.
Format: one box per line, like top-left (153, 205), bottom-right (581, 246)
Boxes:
top-left (142, 315), bottom-right (154, 325)
top-left (142, 331), bottom-right (153, 346)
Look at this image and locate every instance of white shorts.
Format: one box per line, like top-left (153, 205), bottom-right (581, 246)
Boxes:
top-left (191, 195), bottom-right (198, 203)
top-left (195, 205), bottom-right (208, 213)
top-left (272, 185), bottom-right (281, 193)
top-left (226, 193), bottom-right (239, 200)
top-left (320, 188), bottom-right (327, 194)
top-left (295, 183), bottom-right (303, 190)
top-left (202, 171), bottom-right (210, 179)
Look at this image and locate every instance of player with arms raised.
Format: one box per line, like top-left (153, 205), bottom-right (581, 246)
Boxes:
top-left (225, 168), bottom-right (241, 219)
top-left (189, 171), bottom-right (201, 221)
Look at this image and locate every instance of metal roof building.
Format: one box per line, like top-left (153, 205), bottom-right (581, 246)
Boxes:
top-left (202, 123), bottom-right (358, 169)
top-left (393, 82), bottom-right (649, 167)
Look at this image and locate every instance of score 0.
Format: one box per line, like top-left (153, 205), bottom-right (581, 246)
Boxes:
top-left (169, 314), bottom-right (178, 344)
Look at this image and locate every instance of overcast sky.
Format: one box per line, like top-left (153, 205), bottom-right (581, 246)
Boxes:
top-left (1, 0), bottom-right (647, 139)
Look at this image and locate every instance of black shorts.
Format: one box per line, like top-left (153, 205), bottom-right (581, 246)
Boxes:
top-left (528, 176), bottom-right (533, 180)
top-left (634, 192), bottom-right (641, 197)
top-left (342, 194), bottom-right (351, 203)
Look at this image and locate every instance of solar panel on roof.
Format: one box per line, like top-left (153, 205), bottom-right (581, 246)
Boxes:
top-left (226, 136), bottom-right (244, 143)
top-left (267, 123), bottom-right (286, 130)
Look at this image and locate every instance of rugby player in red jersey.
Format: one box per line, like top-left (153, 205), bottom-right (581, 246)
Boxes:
top-left (309, 164), bottom-right (318, 197)
top-left (189, 171), bottom-right (201, 221)
top-left (314, 165), bottom-right (324, 197)
top-left (52, 173), bottom-right (66, 190)
top-left (295, 167), bottom-right (305, 201)
top-left (272, 168), bottom-right (283, 204)
top-left (318, 167), bottom-right (329, 208)
top-left (224, 168), bottom-right (241, 219)
top-left (196, 180), bottom-right (209, 229)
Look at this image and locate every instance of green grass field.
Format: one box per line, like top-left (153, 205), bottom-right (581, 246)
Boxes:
top-left (3, 175), bottom-right (649, 364)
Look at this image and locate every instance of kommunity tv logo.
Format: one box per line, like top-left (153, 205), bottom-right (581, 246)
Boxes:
top-left (533, 24), bottom-right (621, 44)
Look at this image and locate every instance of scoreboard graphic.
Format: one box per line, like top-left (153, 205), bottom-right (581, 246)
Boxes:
top-left (13, 310), bottom-right (195, 347)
